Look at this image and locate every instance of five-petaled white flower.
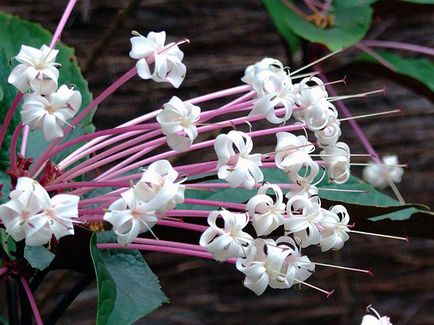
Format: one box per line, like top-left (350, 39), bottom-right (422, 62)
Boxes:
top-left (285, 193), bottom-right (323, 248)
top-left (246, 183), bottom-right (286, 236)
top-left (200, 209), bottom-right (253, 262)
top-left (214, 131), bottom-right (263, 189)
top-left (8, 44), bottom-right (60, 95)
top-left (319, 205), bottom-right (350, 251)
top-left (361, 305), bottom-right (393, 325)
top-left (0, 177), bottom-right (79, 246)
top-left (275, 132), bottom-right (319, 186)
top-left (314, 116), bottom-right (342, 148)
top-left (129, 31), bottom-right (186, 88)
top-left (274, 236), bottom-right (315, 288)
top-left (157, 96), bottom-right (201, 151)
top-left (236, 238), bottom-right (290, 295)
top-left (134, 160), bottom-right (185, 212)
top-left (104, 188), bottom-right (158, 245)
top-left (249, 70), bottom-right (295, 124)
top-left (293, 77), bottom-right (337, 131)
top-left (241, 57), bottom-right (284, 95)
top-left (362, 154), bottom-right (404, 189)
top-left (21, 85), bottom-right (82, 140)
top-left (320, 142), bottom-right (351, 184)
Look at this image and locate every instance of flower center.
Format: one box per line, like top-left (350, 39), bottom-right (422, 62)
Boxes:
top-left (46, 104), bottom-right (57, 114)
top-left (35, 62), bottom-right (46, 70)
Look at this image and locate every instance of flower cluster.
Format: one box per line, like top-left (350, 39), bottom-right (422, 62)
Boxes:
top-left (9, 44), bottom-right (82, 140)
top-left (0, 28), bottom-right (405, 303)
top-left (199, 181), bottom-right (351, 295)
top-left (0, 177), bottom-right (78, 246)
top-left (103, 160), bottom-right (185, 245)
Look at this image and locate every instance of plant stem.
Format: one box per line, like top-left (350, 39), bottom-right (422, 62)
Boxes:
top-left (0, 92), bottom-right (23, 150)
top-left (97, 243), bottom-right (236, 264)
top-left (359, 40), bottom-right (434, 57)
top-left (30, 66), bottom-right (138, 176)
top-left (19, 277), bottom-right (43, 325)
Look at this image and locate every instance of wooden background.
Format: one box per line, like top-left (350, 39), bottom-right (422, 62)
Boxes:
top-left (0, 0), bottom-right (433, 324)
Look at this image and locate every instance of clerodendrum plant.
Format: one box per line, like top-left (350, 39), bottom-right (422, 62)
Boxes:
top-left (0, 1), bottom-right (419, 323)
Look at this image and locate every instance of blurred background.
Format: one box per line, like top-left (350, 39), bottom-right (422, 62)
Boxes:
top-left (0, 0), bottom-right (433, 324)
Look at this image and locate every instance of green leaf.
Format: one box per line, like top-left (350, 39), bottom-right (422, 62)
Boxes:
top-left (0, 170), bottom-right (10, 204)
top-left (358, 51), bottom-right (434, 92)
top-left (183, 168), bottom-right (431, 222)
top-left (0, 228), bottom-right (16, 263)
top-left (90, 232), bottom-right (168, 325)
top-left (316, 174), bottom-right (401, 207)
top-left (24, 245), bottom-right (55, 270)
top-left (263, 1), bottom-right (301, 53)
top-left (0, 12), bottom-right (94, 173)
top-left (262, 0), bottom-right (373, 51)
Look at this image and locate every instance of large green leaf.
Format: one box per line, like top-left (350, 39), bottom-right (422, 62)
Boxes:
top-left (263, 1), bottom-right (300, 53)
top-left (359, 51), bottom-right (434, 92)
top-left (263, 0), bottom-right (374, 51)
top-left (90, 231), bottom-right (168, 325)
top-left (0, 12), bottom-right (94, 174)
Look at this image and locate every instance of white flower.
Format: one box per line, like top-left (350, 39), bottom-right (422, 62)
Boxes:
top-left (8, 44), bottom-right (60, 95)
top-left (0, 192), bottom-right (49, 245)
top-left (361, 306), bottom-right (393, 325)
top-left (246, 183), bottom-right (285, 236)
top-left (36, 193), bottom-right (80, 242)
top-left (249, 70), bottom-right (295, 124)
top-left (363, 155), bottom-right (404, 189)
top-left (314, 116), bottom-right (342, 148)
top-left (293, 77), bottom-right (337, 131)
top-left (285, 193), bottom-right (323, 248)
top-left (320, 142), bottom-right (351, 184)
top-left (319, 205), bottom-right (350, 251)
top-left (214, 131), bottom-right (263, 189)
top-left (134, 160), bottom-right (185, 212)
top-left (293, 77), bottom-right (328, 107)
top-left (104, 189), bottom-right (158, 245)
top-left (21, 85), bottom-right (82, 140)
top-left (236, 238), bottom-right (290, 295)
top-left (129, 31), bottom-right (186, 88)
top-left (274, 236), bottom-right (315, 288)
top-left (199, 209), bottom-right (253, 262)
top-left (241, 57), bottom-right (284, 95)
top-left (0, 177), bottom-right (49, 245)
top-left (157, 96), bottom-right (201, 151)
top-left (275, 132), bottom-right (319, 185)
top-left (0, 177), bottom-right (79, 246)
